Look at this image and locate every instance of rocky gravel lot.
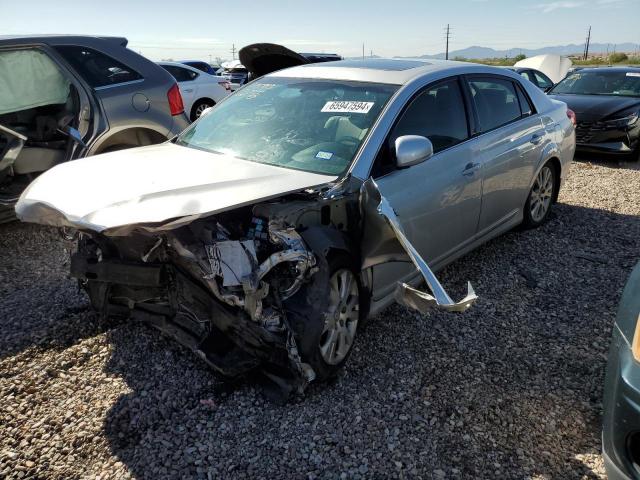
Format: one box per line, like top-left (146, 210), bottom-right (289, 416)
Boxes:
top-left (1, 157), bottom-right (640, 479)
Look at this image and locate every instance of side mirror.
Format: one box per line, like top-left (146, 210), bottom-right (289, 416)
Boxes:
top-left (395, 135), bottom-right (433, 168)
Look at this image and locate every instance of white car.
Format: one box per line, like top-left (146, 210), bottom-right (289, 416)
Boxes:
top-left (158, 62), bottom-right (231, 121)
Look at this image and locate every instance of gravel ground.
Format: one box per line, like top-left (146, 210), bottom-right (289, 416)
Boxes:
top-left (1, 157), bottom-right (640, 479)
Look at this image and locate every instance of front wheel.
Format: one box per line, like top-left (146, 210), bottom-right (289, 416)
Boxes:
top-left (522, 163), bottom-right (557, 228)
top-left (286, 254), bottom-right (364, 381)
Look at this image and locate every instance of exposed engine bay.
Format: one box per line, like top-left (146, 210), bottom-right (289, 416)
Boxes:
top-left (66, 178), bottom-right (476, 400)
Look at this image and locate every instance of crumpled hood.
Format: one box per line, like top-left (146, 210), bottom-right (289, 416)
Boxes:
top-left (548, 94), bottom-right (640, 122)
top-left (15, 143), bottom-right (337, 233)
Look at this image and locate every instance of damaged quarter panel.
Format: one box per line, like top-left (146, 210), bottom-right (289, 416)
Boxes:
top-left (16, 59), bottom-right (574, 399)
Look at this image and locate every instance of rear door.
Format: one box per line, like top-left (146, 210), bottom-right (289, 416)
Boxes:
top-left (367, 77), bottom-right (482, 299)
top-left (464, 75), bottom-right (545, 234)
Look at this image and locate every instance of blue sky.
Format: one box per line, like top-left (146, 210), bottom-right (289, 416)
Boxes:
top-left (2, 0), bottom-right (638, 61)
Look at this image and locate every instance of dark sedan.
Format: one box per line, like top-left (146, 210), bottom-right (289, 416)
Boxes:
top-left (548, 67), bottom-right (640, 160)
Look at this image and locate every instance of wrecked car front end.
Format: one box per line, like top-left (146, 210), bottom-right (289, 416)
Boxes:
top-left (62, 180), bottom-right (362, 396)
top-left (61, 178), bottom-right (475, 398)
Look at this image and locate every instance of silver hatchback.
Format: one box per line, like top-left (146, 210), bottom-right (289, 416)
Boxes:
top-left (16, 58), bottom-right (575, 398)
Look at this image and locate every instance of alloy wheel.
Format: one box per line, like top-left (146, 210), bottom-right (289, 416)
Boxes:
top-left (530, 166), bottom-right (554, 223)
top-left (194, 103), bottom-right (212, 118)
top-left (319, 269), bottom-right (359, 365)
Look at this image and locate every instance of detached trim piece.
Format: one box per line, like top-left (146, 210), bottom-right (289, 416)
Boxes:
top-left (363, 179), bottom-right (477, 312)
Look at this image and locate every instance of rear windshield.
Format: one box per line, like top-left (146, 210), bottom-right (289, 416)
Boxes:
top-left (176, 77), bottom-right (397, 175)
top-left (550, 70), bottom-right (640, 97)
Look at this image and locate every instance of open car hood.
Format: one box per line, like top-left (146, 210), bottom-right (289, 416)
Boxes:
top-left (15, 143), bottom-right (337, 233)
top-left (239, 43), bottom-right (310, 79)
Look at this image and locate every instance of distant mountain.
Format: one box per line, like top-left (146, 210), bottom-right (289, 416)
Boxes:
top-left (398, 43), bottom-right (638, 60)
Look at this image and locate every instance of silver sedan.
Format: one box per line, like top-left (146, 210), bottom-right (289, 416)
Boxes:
top-left (16, 58), bottom-right (576, 398)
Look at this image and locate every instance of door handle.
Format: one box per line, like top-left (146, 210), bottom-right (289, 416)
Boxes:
top-left (462, 162), bottom-right (480, 176)
top-left (184, 89), bottom-right (194, 93)
top-left (530, 133), bottom-right (543, 145)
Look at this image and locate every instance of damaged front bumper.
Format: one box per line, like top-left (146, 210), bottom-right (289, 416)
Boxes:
top-left (65, 177), bottom-right (476, 399)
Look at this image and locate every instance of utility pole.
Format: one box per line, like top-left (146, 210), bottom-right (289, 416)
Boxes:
top-left (362, 43), bottom-right (365, 60)
top-left (230, 43), bottom-right (236, 60)
top-left (444, 24), bottom-right (451, 60)
top-left (370, 49), bottom-right (373, 58)
top-left (584, 26), bottom-right (591, 60)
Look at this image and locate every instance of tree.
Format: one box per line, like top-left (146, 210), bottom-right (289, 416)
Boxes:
top-left (514, 54), bottom-right (526, 62)
top-left (609, 52), bottom-right (628, 63)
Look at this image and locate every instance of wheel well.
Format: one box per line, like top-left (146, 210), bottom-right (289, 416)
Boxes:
top-left (95, 128), bottom-right (167, 154)
top-left (545, 157), bottom-right (562, 203)
top-left (190, 98), bottom-right (216, 116)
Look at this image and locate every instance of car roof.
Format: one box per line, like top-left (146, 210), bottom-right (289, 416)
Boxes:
top-left (0, 35), bottom-right (128, 47)
top-left (572, 66), bottom-right (640, 73)
top-left (157, 61), bottom-right (202, 73)
top-left (267, 57), bottom-right (523, 85)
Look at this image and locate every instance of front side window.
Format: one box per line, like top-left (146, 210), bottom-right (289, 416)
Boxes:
top-left (550, 70), bottom-right (640, 97)
top-left (161, 65), bottom-right (198, 82)
top-left (468, 77), bottom-right (522, 132)
top-left (54, 45), bottom-right (142, 88)
top-left (391, 79), bottom-right (469, 153)
top-left (176, 77), bottom-right (397, 175)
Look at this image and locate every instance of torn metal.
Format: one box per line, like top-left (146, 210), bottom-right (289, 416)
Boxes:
top-left (361, 178), bottom-right (477, 313)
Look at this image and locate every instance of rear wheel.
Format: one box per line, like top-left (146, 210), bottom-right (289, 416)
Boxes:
top-left (190, 99), bottom-right (215, 122)
top-left (522, 163), bottom-right (557, 228)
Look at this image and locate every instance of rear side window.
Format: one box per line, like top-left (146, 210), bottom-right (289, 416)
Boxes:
top-left (519, 70), bottom-right (536, 84)
top-left (186, 62), bottom-right (209, 73)
top-left (54, 45), bottom-right (142, 88)
top-left (467, 77), bottom-right (522, 132)
top-left (533, 71), bottom-right (553, 89)
top-left (391, 79), bottom-right (469, 153)
top-left (161, 65), bottom-right (198, 82)
top-left (515, 83), bottom-right (534, 116)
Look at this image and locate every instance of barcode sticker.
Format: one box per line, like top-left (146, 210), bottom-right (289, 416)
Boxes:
top-left (321, 101), bottom-right (374, 114)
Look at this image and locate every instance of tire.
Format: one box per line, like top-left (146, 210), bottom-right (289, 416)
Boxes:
top-left (190, 99), bottom-right (215, 122)
top-left (522, 162), bottom-right (557, 229)
top-left (285, 253), bottom-right (365, 381)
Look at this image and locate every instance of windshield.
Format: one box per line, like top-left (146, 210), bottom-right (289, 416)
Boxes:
top-left (551, 70), bottom-right (640, 97)
top-left (175, 77), bottom-right (398, 175)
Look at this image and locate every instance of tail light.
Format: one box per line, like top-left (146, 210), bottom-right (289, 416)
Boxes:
top-left (218, 81), bottom-right (231, 92)
top-left (167, 83), bottom-right (184, 116)
top-left (566, 109), bottom-right (577, 127)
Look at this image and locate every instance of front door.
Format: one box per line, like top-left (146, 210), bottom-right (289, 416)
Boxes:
top-left (366, 77), bottom-right (483, 299)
